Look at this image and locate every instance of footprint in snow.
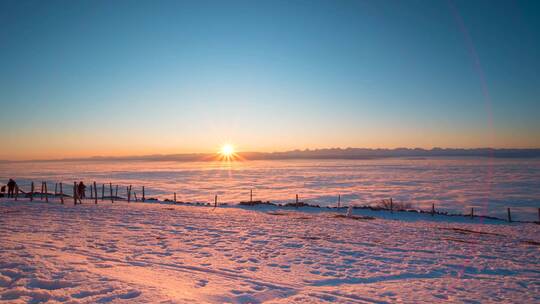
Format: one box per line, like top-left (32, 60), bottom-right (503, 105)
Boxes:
top-left (196, 279), bottom-right (208, 288)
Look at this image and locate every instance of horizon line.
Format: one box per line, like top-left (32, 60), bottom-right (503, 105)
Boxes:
top-left (2, 147), bottom-right (540, 163)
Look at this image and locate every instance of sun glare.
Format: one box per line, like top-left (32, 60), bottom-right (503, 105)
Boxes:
top-left (216, 143), bottom-right (243, 162)
top-left (221, 144), bottom-right (234, 156)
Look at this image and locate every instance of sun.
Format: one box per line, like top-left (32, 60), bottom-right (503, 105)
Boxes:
top-left (220, 144), bottom-right (235, 157)
top-left (216, 143), bottom-right (243, 162)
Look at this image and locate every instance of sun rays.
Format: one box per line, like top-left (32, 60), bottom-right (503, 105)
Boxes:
top-left (220, 144), bottom-right (234, 157)
top-left (217, 143), bottom-right (240, 162)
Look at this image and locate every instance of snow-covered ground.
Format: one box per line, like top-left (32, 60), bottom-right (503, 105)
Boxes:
top-left (1, 199), bottom-right (539, 303)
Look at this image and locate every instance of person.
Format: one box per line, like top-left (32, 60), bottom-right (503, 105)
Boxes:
top-left (0, 185), bottom-right (5, 197)
top-left (77, 181), bottom-right (86, 199)
top-left (7, 179), bottom-right (16, 198)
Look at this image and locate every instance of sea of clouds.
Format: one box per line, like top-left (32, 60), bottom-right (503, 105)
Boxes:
top-left (1, 157), bottom-right (539, 221)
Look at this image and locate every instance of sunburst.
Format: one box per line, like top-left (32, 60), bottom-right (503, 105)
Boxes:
top-left (218, 144), bottom-right (238, 161)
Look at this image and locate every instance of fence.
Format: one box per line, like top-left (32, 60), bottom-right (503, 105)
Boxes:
top-left (3, 180), bottom-right (539, 223)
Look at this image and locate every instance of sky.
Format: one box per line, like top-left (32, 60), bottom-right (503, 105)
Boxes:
top-left (1, 0), bottom-right (539, 160)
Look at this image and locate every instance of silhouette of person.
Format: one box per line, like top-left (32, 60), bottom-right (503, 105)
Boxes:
top-left (7, 179), bottom-right (16, 198)
top-left (77, 181), bottom-right (86, 199)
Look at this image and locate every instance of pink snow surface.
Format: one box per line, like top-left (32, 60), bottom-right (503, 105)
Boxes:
top-left (1, 199), bottom-right (539, 303)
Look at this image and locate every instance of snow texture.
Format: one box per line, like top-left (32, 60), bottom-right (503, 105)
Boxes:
top-left (1, 199), bottom-right (539, 303)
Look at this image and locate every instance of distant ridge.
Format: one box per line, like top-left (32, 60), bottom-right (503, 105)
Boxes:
top-left (244, 148), bottom-right (540, 160)
top-left (4, 148), bottom-right (540, 163)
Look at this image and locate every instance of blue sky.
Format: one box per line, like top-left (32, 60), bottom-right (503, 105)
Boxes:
top-left (1, 0), bottom-right (539, 159)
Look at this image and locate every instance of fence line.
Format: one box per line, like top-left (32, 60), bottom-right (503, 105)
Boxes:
top-left (3, 180), bottom-right (539, 223)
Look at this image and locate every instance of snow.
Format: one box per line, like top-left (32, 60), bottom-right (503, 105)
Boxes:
top-left (1, 199), bottom-right (539, 303)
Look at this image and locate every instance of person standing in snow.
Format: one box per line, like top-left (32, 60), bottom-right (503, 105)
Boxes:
top-left (7, 179), bottom-right (17, 198)
top-left (77, 181), bottom-right (86, 199)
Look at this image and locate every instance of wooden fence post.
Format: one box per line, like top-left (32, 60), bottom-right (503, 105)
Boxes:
top-left (142, 186), bottom-right (145, 202)
top-left (101, 184), bottom-right (105, 200)
top-left (40, 182), bottom-right (44, 200)
top-left (471, 207), bottom-right (474, 218)
top-left (93, 182), bottom-right (98, 204)
top-left (110, 183), bottom-right (113, 203)
top-left (115, 185), bottom-right (118, 197)
top-left (127, 185), bottom-right (132, 203)
top-left (214, 194), bottom-right (218, 208)
top-left (250, 189), bottom-right (253, 203)
top-left (507, 208), bottom-right (512, 222)
top-left (60, 183), bottom-right (64, 204)
top-left (30, 182), bottom-right (34, 202)
top-left (390, 198), bottom-right (393, 213)
top-left (295, 194), bottom-right (299, 208)
top-left (338, 194), bottom-right (341, 208)
top-left (174, 192), bottom-right (176, 203)
top-left (44, 182), bottom-right (48, 203)
top-left (431, 203), bottom-right (435, 216)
